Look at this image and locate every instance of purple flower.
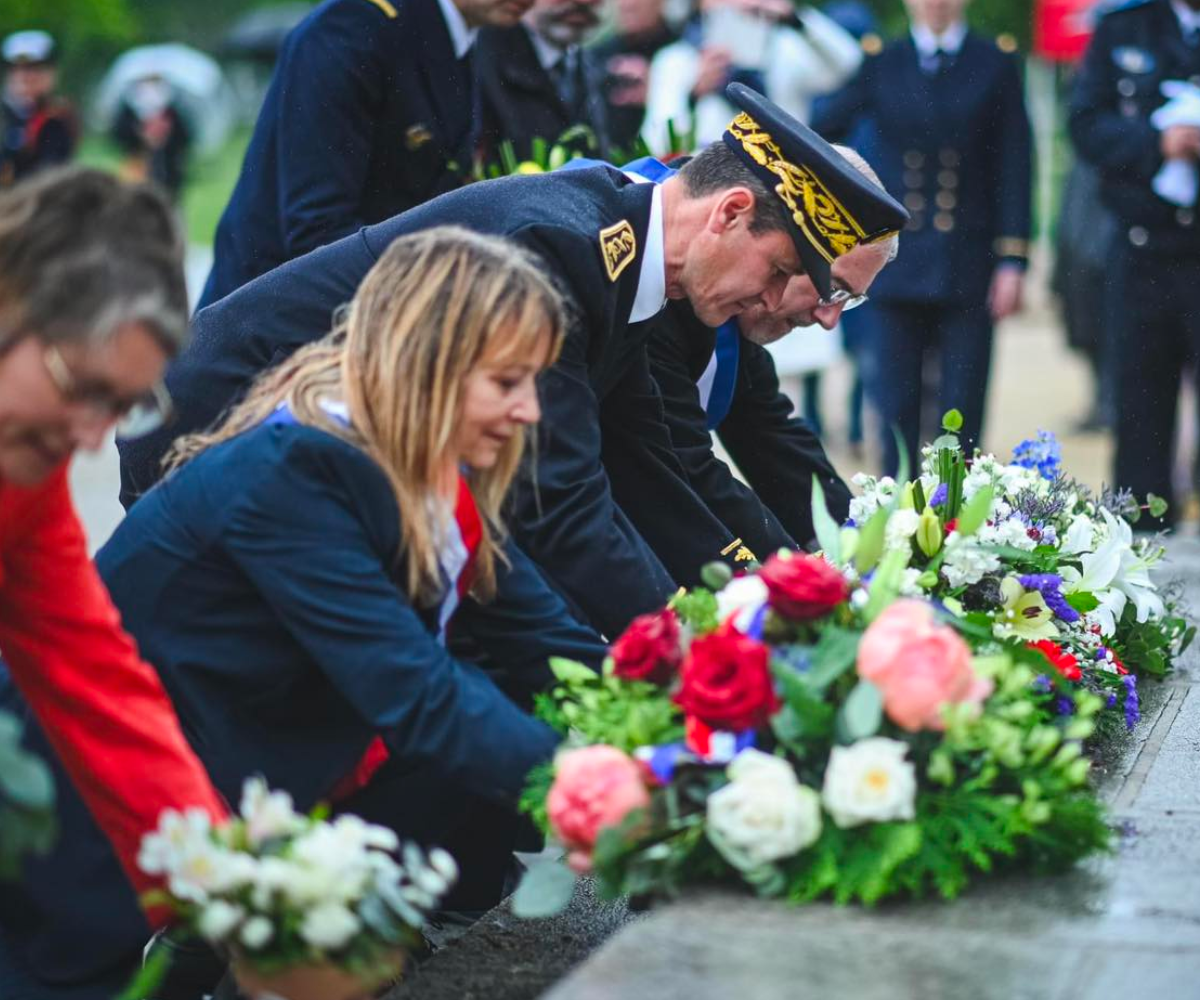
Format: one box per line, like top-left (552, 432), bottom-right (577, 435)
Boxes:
top-left (930, 483), bottom-right (948, 508)
top-left (1032, 674), bottom-right (1052, 693)
top-left (1106, 692), bottom-right (1118, 709)
top-left (1122, 675), bottom-right (1140, 730)
top-left (1019, 573), bottom-right (1081, 624)
top-left (1054, 696), bottom-right (1075, 716)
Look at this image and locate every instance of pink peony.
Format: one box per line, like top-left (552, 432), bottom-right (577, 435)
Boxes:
top-left (857, 600), bottom-right (992, 732)
top-left (546, 746), bottom-right (651, 872)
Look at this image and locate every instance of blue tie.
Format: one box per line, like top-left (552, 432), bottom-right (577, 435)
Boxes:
top-left (706, 323), bottom-right (740, 429)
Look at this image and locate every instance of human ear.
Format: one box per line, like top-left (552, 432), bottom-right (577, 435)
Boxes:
top-left (709, 187), bottom-right (755, 234)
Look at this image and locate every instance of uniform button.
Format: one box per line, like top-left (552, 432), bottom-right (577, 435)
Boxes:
top-left (936, 190), bottom-right (957, 210)
top-left (937, 169), bottom-right (958, 189)
top-left (1178, 208), bottom-right (1195, 227)
top-left (1117, 77), bottom-right (1136, 97)
top-left (904, 191), bottom-right (926, 211)
top-left (934, 211), bottom-right (956, 233)
top-left (903, 150), bottom-right (925, 169)
top-left (939, 148), bottom-right (960, 168)
top-left (1128, 225), bottom-right (1149, 247)
top-left (905, 214), bottom-right (924, 232)
top-left (904, 169), bottom-right (924, 189)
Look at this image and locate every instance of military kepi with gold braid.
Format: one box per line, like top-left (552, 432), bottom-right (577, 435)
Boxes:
top-left (721, 82), bottom-right (908, 300)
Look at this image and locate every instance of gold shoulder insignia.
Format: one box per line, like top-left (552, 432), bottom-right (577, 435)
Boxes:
top-left (363, 0), bottom-right (399, 18)
top-left (599, 219), bottom-right (637, 282)
top-left (996, 33), bottom-right (1018, 53)
top-left (734, 546), bottom-right (756, 564)
top-left (860, 33), bottom-right (883, 56)
top-left (405, 123), bottom-right (433, 150)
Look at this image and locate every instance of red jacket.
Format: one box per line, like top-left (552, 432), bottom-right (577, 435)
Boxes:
top-left (0, 465), bottom-right (227, 912)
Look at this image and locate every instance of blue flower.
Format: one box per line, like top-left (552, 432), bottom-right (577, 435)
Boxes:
top-left (1054, 696), bottom-right (1075, 716)
top-left (1122, 675), bottom-right (1140, 730)
top-left (929, 483), bottom-right (948, 508)
top-left (1032, 674), bottom-right (1052, 693)
top-left (1012, 430), bottom-right (1063, 481)
top-left (1018, 573), bottom-right (1080, 623)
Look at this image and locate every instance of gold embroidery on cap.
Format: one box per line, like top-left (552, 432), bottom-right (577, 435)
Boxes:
top-left (727, 111), bottom-right (899, 264)
top-left (599, 220), bottom-right (637, 282)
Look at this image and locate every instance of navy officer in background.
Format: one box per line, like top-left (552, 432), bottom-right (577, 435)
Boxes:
top-left (813, 0), bottom-right (1032, 475)
top-left (122, 85), bottom-right (907, 637)
top-left (1070, 0), bottom-right (1200, 527)
top-left (198, 0), bottom-right (533, 309)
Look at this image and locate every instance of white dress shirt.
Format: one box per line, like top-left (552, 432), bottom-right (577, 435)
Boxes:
top-left (624, 174), bottom-right (667, 323)
top-left (436, 0), bottom-right (478, 58)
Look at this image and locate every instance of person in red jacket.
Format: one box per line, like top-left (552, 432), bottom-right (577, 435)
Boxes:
top-left (0, 167), bottom-right (227, 996)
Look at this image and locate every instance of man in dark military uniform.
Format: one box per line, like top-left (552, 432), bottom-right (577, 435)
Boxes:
top-left (0, 31), bottom-right (76, 187)
top-left (198, 0), bottom-right (533, 309)
top-left (612, 150), bottom-right (895, 557)
top-left (122, 85), bottom-right (906, 637)
top-left (1070, 0), bottom-right (1200, 526)
top-left (477, 0), bottom-right (612, 163)
top-left (813, 0), bottom-right (1032, 475)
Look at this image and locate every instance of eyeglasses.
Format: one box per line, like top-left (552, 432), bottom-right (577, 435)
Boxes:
top-left (42, 343), bottom-right (174, 439)
top-left (818, 287), bottom-right (869, 312)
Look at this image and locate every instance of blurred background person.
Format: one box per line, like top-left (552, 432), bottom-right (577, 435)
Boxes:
top-left (641, 0), bottom-right (862, 153)
top-left (477, 0), bottom-right (611, 162)
top-left (0, 31), bottom-right (76, 188)
top-left (813, 0), bottom-right (1033, 476)
top-left (111, 73), bottom-right (193, 202)
top-left (1069, 0), bottom-right (1200, 529)
top-left (197, 0), bottom-right (535, 310)
top-left (590, 0), bottom-right (678, 155)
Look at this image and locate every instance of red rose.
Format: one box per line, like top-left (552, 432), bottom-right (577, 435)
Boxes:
top-left (674, 629), bottom-right (780, 731)
top-left (1028, 639), bottom-right (1081, 682)
top-left (758, 553), bottom-right (849, 621)
top-left (611, 609), bottom-right (682, 684)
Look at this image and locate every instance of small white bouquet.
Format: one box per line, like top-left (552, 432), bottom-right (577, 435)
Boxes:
top-left (139, 777), bottom-right (456, 1000)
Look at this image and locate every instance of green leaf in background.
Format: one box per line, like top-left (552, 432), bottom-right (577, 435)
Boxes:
top-left (942, 409), bottom-right (964, 432)
top-left (863, 547), bottom-right (909, 623)
top-left (549, 657), bottom-right (597, 686)
top-left (1065, 591), bottom-right (1100, 614)
top-left (854, 506), bottom-right (889, 576)
top-left (810, 476), bottom-right (842, 563)
top-left (0, 711), bottom-right (53, 810)
top-left (701, 561), bottom-right (734, 592)
top-left (1146, 493), bottom-right (1169, 519)
top-left (837, 680), bottom-right (883, 743)
top-left (511, 860), bottom-right (577, 919)
top-left (955, 484), bottom-right (994, 538)
top-left (892, 426), bottom-right (911, 491)
top-left (803, 626), bottom-right (861, 691)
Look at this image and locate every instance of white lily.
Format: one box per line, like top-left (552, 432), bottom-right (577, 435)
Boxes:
top-left (1062, 509), bottom-right (1163, 635)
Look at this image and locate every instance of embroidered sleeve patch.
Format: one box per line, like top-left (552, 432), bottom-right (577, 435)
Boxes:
top-left (599, 220), bottom-right (637, 282)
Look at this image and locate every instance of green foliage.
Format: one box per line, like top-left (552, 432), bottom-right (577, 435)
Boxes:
top-left (956, 485), bottom-right (994, 538)
top-left (836, 680), bottom-right (883, 743)
top-left (810, 475), bottom-right (842, 562)
top-left (669, 587), bottom-right (718, 635)
top-left (941, 409), bottom-right (964, 433)
top-left (1065, 591), bottom-right (1100, 614)
top-left (0, 710), bottom-right (56, 879)
top-left (511, 859), bottom-right (577, 918)
top-left (518, 760), bottom-right (556, 834)
top-left (1115, 604), bottom-right (1191, 678)
top-left (535, 659), bottom-right (683, 753)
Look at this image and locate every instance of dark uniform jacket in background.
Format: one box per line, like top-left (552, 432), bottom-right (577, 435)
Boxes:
top-left (813, 31), bottom-right (1032, 304)
top-left (477, 24), bottom-right (611, 162)
top-left (120, 166), bottom-right (741, 637)
top-left (0, 97), bottom-right (75, 186)
top-left (199, 0), bottom-right (479, 308)
top-left (1069, 0), bottom-right (1200, 257)
top-left (642, 301), bottom-right (852, 557)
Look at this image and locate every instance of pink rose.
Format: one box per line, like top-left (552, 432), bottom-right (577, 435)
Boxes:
top-left (857, 600), bottom-right (992, 732)
top-left (546, 746), bottom-right (651, 872)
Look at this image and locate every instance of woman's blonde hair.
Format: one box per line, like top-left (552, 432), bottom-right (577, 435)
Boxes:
top-left (167, 226), bottom-right (567, 603)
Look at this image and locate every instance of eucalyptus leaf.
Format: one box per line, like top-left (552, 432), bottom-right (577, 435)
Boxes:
top-left (810, 476), bottom-right (842, 562)
top-left (511, 860), bottom-right (577, 919)
top-left (1147, 493), bottom-right (1169, 519)
top-left (955, 484), bottom-right (994, 537)
top-left (700, 561), bottom-right (733, 591)
top-left (839, 680), bottom-right (883, 741)
top-left (0, 740), bottom-right (54, 809)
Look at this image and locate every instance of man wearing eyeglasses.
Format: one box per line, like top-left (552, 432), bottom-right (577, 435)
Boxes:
top-left (604, 148), bottom-right (894, 561)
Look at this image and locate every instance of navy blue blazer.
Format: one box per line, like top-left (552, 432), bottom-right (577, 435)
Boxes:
top-left (812, 32), bottom-right (1032, 305)
top-left (199, 0), bottom-right (478, 308)
top-left (120, 165), bottom-right (742, 637)
top-left (103, 419), bottom-right (604, 809)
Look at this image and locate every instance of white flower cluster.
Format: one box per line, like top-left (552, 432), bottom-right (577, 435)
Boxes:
top-left (705, 740), bottom-right (918, 870)
top-left (139, 777), bottom-right (457, 957)
top-left (848, 473), bottom-right (900, 526)
top-left (940, 531), bottom-right (1001, 588)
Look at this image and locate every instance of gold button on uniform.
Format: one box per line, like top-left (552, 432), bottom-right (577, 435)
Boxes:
top-left (934, 212), bottom-right (955, 233)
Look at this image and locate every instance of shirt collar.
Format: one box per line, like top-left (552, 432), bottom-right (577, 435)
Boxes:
top-left (1171, 0), bottom-right (1200, 35)
top-left (625, 176), bottom-right (667, 324)
top-left (436, 0), bottom-right (478, 59)
top-left (526, 25), bottom-right (567, 70)
top-left (910, 21), bottom-right (967, 58)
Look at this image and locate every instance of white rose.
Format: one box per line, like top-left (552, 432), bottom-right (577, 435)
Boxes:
top-left (716, 574), bottom-right (769, 628)
top-left (239, 777), bottom-right (302, 846)
top-left (138, 807), bottom-right (212, 877)
top-left (300, 901), bottom-right (362, 951)
top-left (239, 915), bottom-right (275, 951)
top-left (706, 750), bottom-right (822, 868)
top-left (197, 900), bottom-right (244, 943)
top-left (821, 738), bottom-right (917, 829)
top-left (168, 844), bottom-right (255, 905)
